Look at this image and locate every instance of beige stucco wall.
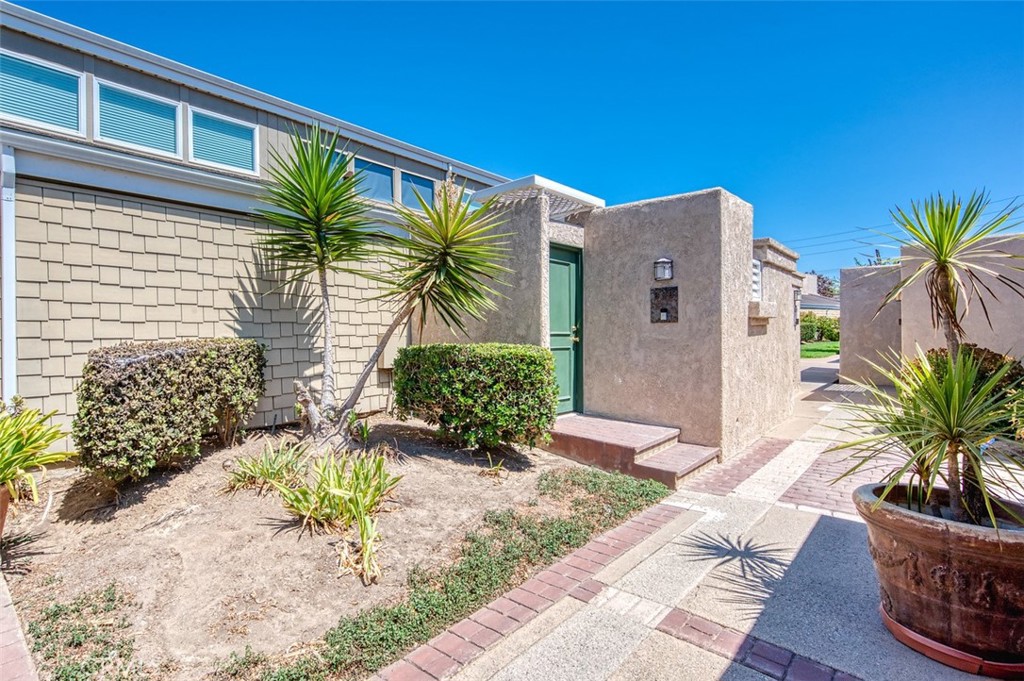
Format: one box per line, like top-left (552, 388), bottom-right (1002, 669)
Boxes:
top-left (581, 189), bottom-right (727, 450)
top-left (417, 195), bottom-right (550, 346)
top-left (839, 265), bottom-right (902, 385)
top-left (899, 236), bottom-right (1024, 358)
top-left (722, 235), bottom-right (801, 456)
top-left (11, 179), bottom-right (399, 438)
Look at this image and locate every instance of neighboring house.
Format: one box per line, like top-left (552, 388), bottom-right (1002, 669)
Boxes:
top-left (0, 2), bottom-right (803, 464)
top-left (840, 235), bottom-right (1024, 384)
top-left (798, 273), bottom-right (840, 317)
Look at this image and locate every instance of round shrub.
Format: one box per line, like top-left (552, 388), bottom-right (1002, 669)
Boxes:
top-left (817, 316), bottom-right (840, 342)
top-left (73, 338), bottom-right (266, 482)
top-left (922, 344), bottom-right (1024, 396)
top-left (393, 343), bottom-right (559, 449)
top-left (799, 312), bottom-right (819, 342)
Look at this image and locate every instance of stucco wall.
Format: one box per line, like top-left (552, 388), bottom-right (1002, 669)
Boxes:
top-left (721, 235), bottom-right (801, 456)
top-left (12, 179), bottom-right (399, 439)
top-left (417, 195), bottom-right (550, 347)
top-left (839, 265), bottom-right (902, 384)
top-left (899, 236), bottom-right (1024, 358)
top-left (581, 189), bottom-right (727, 449)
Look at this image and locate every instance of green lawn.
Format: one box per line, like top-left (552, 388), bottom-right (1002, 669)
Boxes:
top-left (801, 341), bottom-right (840, 358)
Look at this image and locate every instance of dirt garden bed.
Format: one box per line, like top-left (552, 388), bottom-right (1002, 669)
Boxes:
top-left (1, 417), bottom-right (598, 680)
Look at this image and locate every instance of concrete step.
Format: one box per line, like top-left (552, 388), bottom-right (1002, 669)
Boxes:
top-left (545, 414), bottom-right (680, 471)
top-left (631, 443), bottom-right (720, 490)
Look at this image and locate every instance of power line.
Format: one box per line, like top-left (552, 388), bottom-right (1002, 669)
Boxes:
top-left (783, 193), bottom-right (1022, 246)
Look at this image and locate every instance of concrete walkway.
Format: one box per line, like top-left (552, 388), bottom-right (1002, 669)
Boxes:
top-left (381, 356), bottom-right (984, 681)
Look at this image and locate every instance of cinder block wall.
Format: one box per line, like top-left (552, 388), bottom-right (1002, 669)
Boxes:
top-left (11, 179), bottom-right (401, 442)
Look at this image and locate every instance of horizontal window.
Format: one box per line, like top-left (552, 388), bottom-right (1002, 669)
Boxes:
top-left (355, 158), bottom-right (394, 203)
top-left (401, 172), bottom-right (434, 210)
top-left (0, 51), bottom-right (82, 133)
top-left (97, 82), bottom-right (179, 156)
top-left (190, 109), bottom-right (257, 173)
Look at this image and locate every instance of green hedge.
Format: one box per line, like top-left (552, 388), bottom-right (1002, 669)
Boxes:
top-left (393, 343), bottom-right (558, 449)
top-left (800, 312), bottom-right (840, 342)
top-left (73, 339), bottom-right (266, 482)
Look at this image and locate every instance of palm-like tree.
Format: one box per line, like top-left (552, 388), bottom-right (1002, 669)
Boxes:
top-left (256, 125), bottom-right (374, 425)
top-left (332, 180), bottom-right (509, 424)
top-left (880, 191), bottom-right (1023, 358)
top-left (258, 126), bottom-right (509, 443)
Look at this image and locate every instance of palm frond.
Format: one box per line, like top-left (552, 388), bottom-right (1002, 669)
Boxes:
top-left (879, 191), bottom-right (1024, 339)
top-left (385, 182), bottom-right (511, 334)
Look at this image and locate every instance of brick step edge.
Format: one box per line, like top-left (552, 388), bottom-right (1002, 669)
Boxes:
top-left (371, 503), bottom-right (687, 681)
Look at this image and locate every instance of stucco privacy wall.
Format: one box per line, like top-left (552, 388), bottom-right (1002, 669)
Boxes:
top-left (899, 236), bottom-right (1024, 358)
top-left (839, 265), bottom-right (901, 385)
top-left (12, 179), bottom-right (400, 438)
top-left (417, 194), bottom-right (585, 347)
top-left (722, 235), bottom-right (801, 456)
top-left (581, 190), bottom-right (727, 451)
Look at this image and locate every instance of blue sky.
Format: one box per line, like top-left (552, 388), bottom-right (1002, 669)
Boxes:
top-left (22, 1), bottom-right (1024, 278)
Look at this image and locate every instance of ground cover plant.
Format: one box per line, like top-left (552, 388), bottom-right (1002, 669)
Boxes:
top-left (27, 582), bottom-right (150, 681)
top-left (221, 468), bottom-right (668, 680)
top-left (393, 343), bottom-right (559, 449)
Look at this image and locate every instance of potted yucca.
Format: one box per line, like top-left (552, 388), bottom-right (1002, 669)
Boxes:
top-left (838, 191), bottom-right (1024, 677)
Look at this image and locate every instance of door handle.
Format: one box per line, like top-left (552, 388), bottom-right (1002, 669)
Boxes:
top-left (570, 325), bottom-right (580, 343)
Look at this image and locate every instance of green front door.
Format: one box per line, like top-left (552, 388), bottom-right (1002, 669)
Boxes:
top-left (549, 246), bottom-right (582, 414)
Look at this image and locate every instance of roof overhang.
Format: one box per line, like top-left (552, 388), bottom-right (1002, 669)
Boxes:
top-left (473, 175), bottom-right (605, 221)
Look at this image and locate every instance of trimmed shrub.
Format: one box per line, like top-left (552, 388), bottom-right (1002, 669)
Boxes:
top-left (799, 312), bottom-right (818, 342)
top-left (921, 344), bottom-right (1024, 397)
top-left (74, 339), bottom-right (266, 482)
top-left (817, 315), bottom-right (840, 342)
top-left (393, 343), bottom-right (558, 449)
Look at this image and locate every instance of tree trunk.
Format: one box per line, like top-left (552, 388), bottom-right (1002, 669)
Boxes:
top-left (337, 303), bottom-right (414, 429)
top-left (936, 270), bottom-right (960, 359)
top-left (946, 443), bottom-right (965, 522)
top-left (318, 267), bottom-right (337, 414)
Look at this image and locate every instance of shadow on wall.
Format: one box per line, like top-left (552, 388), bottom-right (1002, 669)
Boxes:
top-left (228, 250), bottom-right (322, 426)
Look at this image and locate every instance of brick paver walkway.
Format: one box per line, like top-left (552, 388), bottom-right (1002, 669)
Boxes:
top-left (374, 503), bottom-right (687, 681)
top-left (680, 437), bottom-right (793, 496)
top-left (777, 445), bottom-right (880, 516)
top-left (0, 575), bottom-right (37, 681)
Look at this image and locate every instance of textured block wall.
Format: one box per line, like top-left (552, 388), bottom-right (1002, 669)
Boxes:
top-left (11, 179), bottom-right (402, 442)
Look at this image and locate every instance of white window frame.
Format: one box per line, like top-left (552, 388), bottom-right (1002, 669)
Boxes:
top-left (353, 155), bottom-right (397, 207)
top-left (93, 78), bottom-right (183, 159)
top-left (187, 105), bottom-right (259, 176)
top-left (400, 170), bottom-right (437, 211)
top-left (0, 48), bottom-right (86, 137)
top-left (751, 259), bottom-right (763, 302)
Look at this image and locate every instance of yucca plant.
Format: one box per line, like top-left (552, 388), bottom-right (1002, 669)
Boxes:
top-left (226, 439), bottom-right (307, 494)
top-left (256, 124), bottom-right (375, 433)
top-left (834, 349), bottom-right (1024, 527)
top-left (880, 191), bottom-right (1023, 358)
top-left (257, 127), bottom-right (509, 447)
top-left (0, 399), bottom-right (70, 542)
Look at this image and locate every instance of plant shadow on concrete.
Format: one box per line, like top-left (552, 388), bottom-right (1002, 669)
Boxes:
top-left (678, 531), bottom-right (790, 623)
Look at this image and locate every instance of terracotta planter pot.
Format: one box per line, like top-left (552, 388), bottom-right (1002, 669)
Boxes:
top-left (853, 484), bottom-right (1024, 679)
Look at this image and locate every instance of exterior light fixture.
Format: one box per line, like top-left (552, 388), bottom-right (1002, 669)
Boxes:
top-left (654, 258), bottom-right (673, 281)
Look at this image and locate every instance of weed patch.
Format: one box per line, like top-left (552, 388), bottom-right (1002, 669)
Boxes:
top-left (26, 583), bottom-right (149, 681)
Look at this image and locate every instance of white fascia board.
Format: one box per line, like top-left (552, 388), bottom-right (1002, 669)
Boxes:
top-left (472, 174), bottom-right (605, 208)
top-left (4, 127), bottom-right (405, 226)
top-left (0, 1), bottom-right (508, 187)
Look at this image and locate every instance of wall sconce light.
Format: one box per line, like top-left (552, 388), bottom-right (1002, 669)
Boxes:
top-left (654, 258), bottom-right (673, 281)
